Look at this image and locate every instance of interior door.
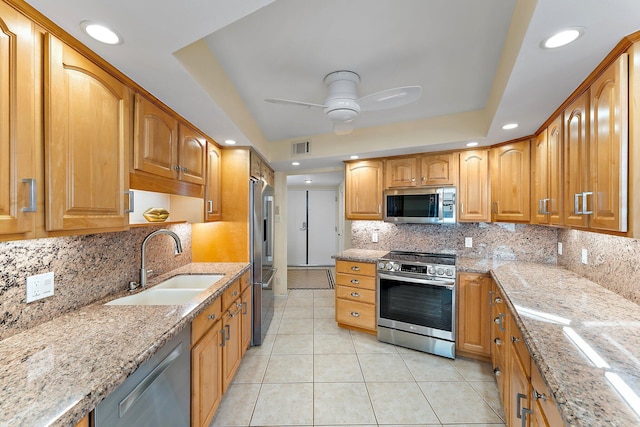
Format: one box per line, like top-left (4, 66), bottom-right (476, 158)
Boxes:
top-left (287, 190), bottom-right (307, 265)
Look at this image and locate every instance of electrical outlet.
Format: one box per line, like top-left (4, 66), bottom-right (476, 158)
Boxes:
top-left (558, 242), bottom-right (563, 255)
top-left (581, 248), bottom-right (588, 265)
top-left (372, 232), bottom-right (379, 243)
top-left (465, 237), bottom-right (473, 248)
top-left (26, 272), bottom-right (54, 303)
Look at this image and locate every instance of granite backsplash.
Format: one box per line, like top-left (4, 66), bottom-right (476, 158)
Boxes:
top-left (0, 223), bottom-right (192, 340)
top-left (351, 221), bottom-right (558, 263)
top-left (558, 228), bottom-right (640, 304)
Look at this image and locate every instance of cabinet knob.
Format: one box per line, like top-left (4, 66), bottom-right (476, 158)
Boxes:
top-left (493, 368), bottom-right (501, 377)
top-left (232, 290), bottom-right (238, 297)
top-left (411, 177), bottom-right (416, 182)
top-left (494, 297), bottom-right (502, 304)
top-left (533, 389), bottom-right (547, 401)
top-left (350, 312), bottom-right (360, 317)
top-left (182, 167), bottom-right (188, 173)
top-left (174, 165), bottom-right (181, 171)
top-left (350, 292), bottom-right (360, 298)
top-left (511, 336), bottom-right (520, 343)
top-left (208, 314), bottom-right (216, 320)
top-left (494, 338), bottom-right (502, 346)
top-left (351, 266), bottom-right (360, 271)
top-left (421, 176), bottom-right (426, 181)
top-left (350, 279), bottom-right (360, 284)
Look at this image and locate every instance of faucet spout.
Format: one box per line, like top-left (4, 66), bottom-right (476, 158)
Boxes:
top-left (140, 229), bottom-right (183, 287)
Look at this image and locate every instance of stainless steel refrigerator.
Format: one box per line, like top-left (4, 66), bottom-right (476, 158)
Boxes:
top-left (250, 178), bottom-right (276, 345)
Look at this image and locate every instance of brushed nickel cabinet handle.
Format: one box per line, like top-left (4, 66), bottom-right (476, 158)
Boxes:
top-left (21, 178), bottom-right (36, 212)
top-left (207, 200), bottom-right (213, 213)
top-left (124, 190), bottom-right (134, 213)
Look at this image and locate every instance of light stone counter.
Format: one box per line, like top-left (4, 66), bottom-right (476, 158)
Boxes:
top-left (0, 262), bottom-right (250, 427)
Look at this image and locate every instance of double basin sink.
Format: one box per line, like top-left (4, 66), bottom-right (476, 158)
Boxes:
top-left (105, 274), bottom-right (224, 305)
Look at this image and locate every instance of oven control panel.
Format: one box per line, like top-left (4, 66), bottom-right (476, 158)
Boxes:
top-left (377, 260), bottom-right (455, 278)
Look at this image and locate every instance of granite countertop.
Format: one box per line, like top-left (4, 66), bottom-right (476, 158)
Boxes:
top-left (335, 248), bottom-right (640, 426)
top-left (0, 262), bottom-right (250, 427)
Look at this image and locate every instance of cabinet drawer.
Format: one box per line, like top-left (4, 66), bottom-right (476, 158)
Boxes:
top-left (336, 285), bottom-right (375, 304)
top-left (239, 270), bottom-right (251, 292)
top-left (222, 280), bottom-right (241, 310)
top-left (192, 297), bottom-right (222, 346)
top-left (510, 319), bottom-right (531, 377)
top-left (336, 260), bottom-right (376, 277)
top-left (531, 363), bottom-right (564, 426)
top-left (335, 272), bottom-right (376, 290)
top-left (336, 299), bottom-right (376, 331)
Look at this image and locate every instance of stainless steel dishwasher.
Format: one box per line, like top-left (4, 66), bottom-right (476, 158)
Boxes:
top-left (94, 326), bottom-right (190, 426)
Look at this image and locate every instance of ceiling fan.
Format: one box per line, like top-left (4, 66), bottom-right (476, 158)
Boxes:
top-left (265, 70), bottom-right (422, 135)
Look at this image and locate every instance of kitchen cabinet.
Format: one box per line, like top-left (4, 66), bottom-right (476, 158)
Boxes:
top-left (456, 273), bottom-right (491, 359)
top-left (250, 150), bottom-right (275, 186)
top-left (344, 160), bottom-right (383, 220)
top-left (130, 93), bottom-right (206, 197)
top-left (564, 53), bottom-right (628, 232)
top-left (335, 260), bottom-right (377, 334)
top-left (420, 152), bottom-right (457, 186)
top-left (532, 117), bottom-right (563, 225)
top-left (191, 297), bottom-right (223, 427)
top-left (204, 142), bottom-right (222, 221)
top-left (74, 414), bottom-right (89, 427)
top-left (0, 2), bottom-right (36, 239)
top-left (240, 271), bottom-right (252, 356)
top-left (44, 33), bottom-right (131, 232)
top-left (490, 281), bottom-right (509, 405)
top-left (458, 150), bottom-right (490, 222)
top-left (221, 281), bottom-right (243, 393)
top-left (384, 157), bottom-right (417, 188)
top-left (530, 362), bottom-right (565, 427)
top-left (491, 140), bottom-right (531, 222)
top-left (507, 313), bottom-right (533, 427)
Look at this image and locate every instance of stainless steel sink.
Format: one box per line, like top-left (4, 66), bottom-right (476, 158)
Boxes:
top-left (105, 274), bottom-right (224, 305)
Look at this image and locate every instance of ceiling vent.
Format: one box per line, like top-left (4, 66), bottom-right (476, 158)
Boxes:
top-left (292, 140), bottom-right (311, 156)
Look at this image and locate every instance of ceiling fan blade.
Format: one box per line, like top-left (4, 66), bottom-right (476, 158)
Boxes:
top-left (264, 98), bottom-right (326, 109)
top-left (333, 121), bottom-right (354, 135)
top-left (357, 86), bottom-right (422, 112)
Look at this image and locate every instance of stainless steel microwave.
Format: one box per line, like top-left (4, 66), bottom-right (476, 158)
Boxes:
top-left (383, 187), bottom-right (456, 224)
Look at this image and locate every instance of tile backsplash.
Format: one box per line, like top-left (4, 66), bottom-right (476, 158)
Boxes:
top-left (351, 221), bottom-right (558, 264)
top-left (558, 229), bottom-right (640, 304)
top-left (0, 223), bottom-right (192, 340)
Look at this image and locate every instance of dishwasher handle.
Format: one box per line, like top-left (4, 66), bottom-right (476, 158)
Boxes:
top-left (118, 342), bottom-right (183, 418)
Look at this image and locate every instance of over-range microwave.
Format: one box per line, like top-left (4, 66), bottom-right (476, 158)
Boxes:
top-left (384, 187), bottom-right (456, 224)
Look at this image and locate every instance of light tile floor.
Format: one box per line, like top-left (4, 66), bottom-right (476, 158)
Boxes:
top-left (211, 289), bottom-right (506, 427)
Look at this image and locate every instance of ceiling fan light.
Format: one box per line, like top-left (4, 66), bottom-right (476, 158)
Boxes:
top-left (326, 108), bottom-right (359, 122)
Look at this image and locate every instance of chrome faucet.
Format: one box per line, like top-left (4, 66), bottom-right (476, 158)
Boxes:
top-left (139, 229), bottom-right (183, 288)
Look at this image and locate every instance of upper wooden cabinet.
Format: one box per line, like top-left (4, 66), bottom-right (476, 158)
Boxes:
top-left (205, 143), bottom-right (222, 222)
top-left (178, 124), bottom-right (207, 186)
top-left (564, 53), bottom-right (628, 232)
top-left (44, 34), bottom-right (131, 232)
top-left (0, 3), bottom-right (36, 239)
top-left (458, 150), bottom-right (490, 222)
top-left (384, 153), bottom-right (457, 188)
top-left (420, 153), bottom-right (457, 186)
top-left (345, 160), bottom-right (383, 220)
top-left (490, 140), bottom-right (531, 223)
top-left (532, 117), bottom-right (563, 225)
top-left (249, 150), bottom-right (274, 186)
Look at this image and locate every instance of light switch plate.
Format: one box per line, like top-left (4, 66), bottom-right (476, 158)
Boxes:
top-left (558, 242), bottom-right (563, 255)
top-left (26, 272), bottom-right (54, 303)
top-left (464, 237), bottom-right (473, 248)
top-left (372, 232), bottom-right (379, 243)
top-left (581, 248), bottom-right (588, 265)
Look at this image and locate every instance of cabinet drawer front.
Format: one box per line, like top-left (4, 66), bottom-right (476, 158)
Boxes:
top-left (336, 299), bottom-right (376, 331)
top-left (335, 273), bottom-right (376, 290)
top-left (531, 364), bottom-right (564, 426)
top-left (192, 298), bottom-right (222, 345)
top-left (222, 280), bottom-right (241, 310)
top-left (240, 270), bottom-right (251, 292)
top-left (336, 285), bottom-right (375, 304)
top-left (336, 260), bottom-right (376, 277)
top-left (510, 321), bottom-right (531, 376)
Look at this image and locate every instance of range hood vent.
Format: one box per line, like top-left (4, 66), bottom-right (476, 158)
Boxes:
top-left (291, 140), bottom-right (311, 156)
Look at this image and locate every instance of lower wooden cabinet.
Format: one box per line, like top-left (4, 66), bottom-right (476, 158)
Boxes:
top-left (74, 414), bottom-right (89, 427)
top-left (456, 273), bottom-right (491, 359)
top-left (335, 260), bottom-right (377, 334)
top-left (240, 282), bottom-right (252, 357)
top-left (221, 299), bottom-right (243, 392)
top-left (192, 319), bottom-right (223, 427)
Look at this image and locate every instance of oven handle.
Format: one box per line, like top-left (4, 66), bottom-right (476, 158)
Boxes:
top-left (378, 272), bottom-right (455, 289)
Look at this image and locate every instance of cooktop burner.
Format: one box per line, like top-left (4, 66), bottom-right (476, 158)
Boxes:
top-left (378, 251), bottom-right (456, 278)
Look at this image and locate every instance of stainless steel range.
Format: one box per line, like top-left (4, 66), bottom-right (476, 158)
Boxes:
top-left (377, 251), bottom-right (456, 359)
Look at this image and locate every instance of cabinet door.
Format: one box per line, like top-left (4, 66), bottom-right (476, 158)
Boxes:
top-left (0, 4), bottom-right (36, 237)
top-left (491, 140), bottom-right (530, 222)
top-left (44, 34), bottom-right (130, 231)
top-left (420, 153), bottom-right (457, 186)
top-left (205, 143), bottom-right (222, 221)
top-left (490, 282), bottom-right (509, 402)
top-left (589, 53), bottom-right (628, 232)
top-left (250, 151), bottom-right (261, 179)
top-left (133, 93), bottom-right (178, 180)
top-left (531, 131), bottom-right (549, 224)
top-left (241, 285), bottom-right (252, 356)
top-left (547, 117), bottom-right (564, 226)
top-left (221, 304), bottom-right (242, 392)
top-left (384, 157), bottom-right (417, 188)
top-left (563, 92), bottom-right (589, 228)
top-left (345, 160), bottom-right (383, 220)
top-left (458, 150), bottom-right (490, 222)
top-left (456, 273), bottom-right (491, 357)
top-left (178, 123), bottom-right (206, 185)
top-left (509, 348), bottom-right (532, 427)
top-left (192, 321), bottom-right (223, 427)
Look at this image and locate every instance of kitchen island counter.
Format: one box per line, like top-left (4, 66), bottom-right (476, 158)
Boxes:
top-left (0, 262), bottom-right (250, 427)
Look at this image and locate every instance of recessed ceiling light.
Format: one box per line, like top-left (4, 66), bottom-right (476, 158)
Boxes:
top-left (502, 123), bottom-right (518, 130)
top-left (305, 179), bottom-right (312, 184)
top-left (224, 139), bottom-right (237, 145)
top-left (350, 155), bottom-right (359, 159)
top-left (466, 142), bottom-right (479, 147)
top-left (541, 27), bottom-right (584, 49)
top-left (80, 21), bottom-right (122, 45)
top-left (292, 161), bottom-right (300, 166)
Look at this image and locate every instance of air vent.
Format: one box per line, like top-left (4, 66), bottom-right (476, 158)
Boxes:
top-left (292, 140), bottom-right (311, 156)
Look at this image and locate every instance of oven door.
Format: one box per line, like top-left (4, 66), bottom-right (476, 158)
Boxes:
top-left (377, 272), bottom-right (455, 342)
